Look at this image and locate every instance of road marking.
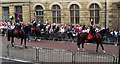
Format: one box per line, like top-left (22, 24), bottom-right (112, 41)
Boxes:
top-left (0, 56), bottom-right (31, 63)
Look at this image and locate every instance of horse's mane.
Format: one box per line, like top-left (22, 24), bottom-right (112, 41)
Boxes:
top-left (98, 29), bottom-right (108, 37)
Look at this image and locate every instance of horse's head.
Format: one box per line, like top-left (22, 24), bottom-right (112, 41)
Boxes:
top-left (99, 28), bottom-right (109, 37)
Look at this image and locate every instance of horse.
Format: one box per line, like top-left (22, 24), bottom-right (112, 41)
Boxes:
top-left (7, 24), bottom-right (28, 48)
top-left (77, 29), bottom-right (109, 53)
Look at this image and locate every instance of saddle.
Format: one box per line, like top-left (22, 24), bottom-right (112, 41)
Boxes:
top-left (14, 29), bottom-right (23, 38)
top-left (14, 29), bottom-right (19, 35)
top-left (31, 27), bottom-right (35, 31)
top-left (87, 33), bottom-right (99, 40)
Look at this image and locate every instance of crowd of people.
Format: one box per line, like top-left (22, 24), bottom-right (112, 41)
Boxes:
top-left (0, 20), bottom-right (119, 44)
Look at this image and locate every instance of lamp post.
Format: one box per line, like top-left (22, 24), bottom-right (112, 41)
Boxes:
top-left (104, 0), bottom-right (107, 29)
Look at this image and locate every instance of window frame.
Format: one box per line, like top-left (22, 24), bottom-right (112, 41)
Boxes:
top-left (52, 5), bottom-right (61, 24)
top-left (2, 7), bottom-right (9, 22)
top-left (15, 6), bottom-right (23, 23)
top-left (89, 3), bottom-right (100, 24)
top-left (70, 4), bottom-right (80, 24)
top-left (35, 5), bottom-right (44, 22)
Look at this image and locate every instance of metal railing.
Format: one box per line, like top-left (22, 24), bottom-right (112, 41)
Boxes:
top-left (1, 43), bottom-right (118, 64)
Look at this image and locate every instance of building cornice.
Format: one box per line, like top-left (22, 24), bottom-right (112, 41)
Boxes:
top-left (1, 0), bottom-right (119, 3)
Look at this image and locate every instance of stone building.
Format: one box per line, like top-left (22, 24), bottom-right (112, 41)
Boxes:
top-left (0, 0), bottom-right (120, 30)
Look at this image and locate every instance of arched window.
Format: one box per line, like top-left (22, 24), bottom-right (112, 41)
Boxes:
top-left (89, 3), bottom-right (100, 24)
top-left (35, 5), bottom-right (43, 22)
top-left (70, 4), bottom-right (79, 24)
top-left (15, 6), bottom-right (22, 23)
top-left (52, 5), bottom-right (61, 23)
top-left (2, 7), bottom-right (9, 22)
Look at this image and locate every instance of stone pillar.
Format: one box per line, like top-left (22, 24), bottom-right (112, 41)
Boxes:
top-left (0, 6), bottom-right (2, 21)
top-left (22, 4), bottom-right (30, 23)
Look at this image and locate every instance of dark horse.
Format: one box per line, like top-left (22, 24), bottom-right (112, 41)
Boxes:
top-left (77, 29), bottom-right (108, 53)
top-left (7, 24), bottom-right (28, 48)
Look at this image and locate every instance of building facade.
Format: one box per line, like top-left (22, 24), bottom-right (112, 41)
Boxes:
top-left (0, 0), bottom-right (120, 30)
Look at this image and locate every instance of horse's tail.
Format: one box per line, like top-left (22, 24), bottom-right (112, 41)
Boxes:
top-left (7, 30), bottom-right (10, 41)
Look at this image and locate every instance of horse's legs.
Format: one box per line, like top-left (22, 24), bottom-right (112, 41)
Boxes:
top-left (100, 42), bottom-right (104, 50)
top-left (100, 42), bottom-right (106, 53)
top-left (11, 37), bottom-right (14, 47)
top-left (82, 42), bottom-right (85, 51)
top-left (21, 38), bottom-right (23, 45)
top-left (77, 42), bottom-right (80, 50)
top-left (96, 42), bottom-right (99, 53)
top-left (96, 41), bottom-right (106, 53)
top-left (82, 41), bottom-right (84, 48)
top-left (7, 30), bottom-right (10, 41)
top-left (24, 38), bottom-right (26, 46)
top-left (24, 38), bottom-right (27, 48)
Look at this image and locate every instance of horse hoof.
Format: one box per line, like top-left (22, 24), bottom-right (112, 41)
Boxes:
top-left (29, 40), bottom-right (31, 41)
top-left (77, 48), bottom-right (80, 51)
top-left (25, 46), bottom-right (27, 49)
top-left (95, 52), bottom-right (98, 53)
top-left (38, 39), bottom-right (41, 42)
top-left (12, 44), bottom-right (14, 47)
top-left (95, 51), bottom-right (98, 53)
top-left (103, 50), bottom-right (106, 54)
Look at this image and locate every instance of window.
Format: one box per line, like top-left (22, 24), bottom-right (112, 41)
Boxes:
top-left (35, 5), bottom-right (43, 22)
top-left (52, 5), bottom-right (61, 23)
top-left (2, 7), bottom-right (9, 22)
top-left (89, 3), bottom-right (100, 24)
top-left (70, 4), bottom-right (79, 24)
top-left (15, 6), bottom-right (23, 23)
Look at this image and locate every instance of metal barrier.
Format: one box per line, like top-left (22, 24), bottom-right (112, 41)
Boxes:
top-left (2, 43), bottom-right (9, 57)
top-left (74, 51), bottom-right (116, 64)
top-left (1, 43), bottom-right (118, 64)
top-left (38, 48), bottom-right (73, 62)
top-left (27, 32), bottom-right (119, 45)
top-left (2, 44), bottom-right (36, 63)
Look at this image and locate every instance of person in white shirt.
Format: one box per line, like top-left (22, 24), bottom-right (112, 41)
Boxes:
top-left (10, 23), bottom-right (15, 30)
top-left (60, 26), bottom-right (65, 33)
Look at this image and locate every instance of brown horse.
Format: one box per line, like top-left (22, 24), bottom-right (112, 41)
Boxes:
top-left (7, 25), bottom-right (27, 48)
top-left (77, 29), bottom-right (108, 53)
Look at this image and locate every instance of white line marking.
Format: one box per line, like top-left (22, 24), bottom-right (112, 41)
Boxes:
top-left (0, 56), bottom-right (31, 63)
